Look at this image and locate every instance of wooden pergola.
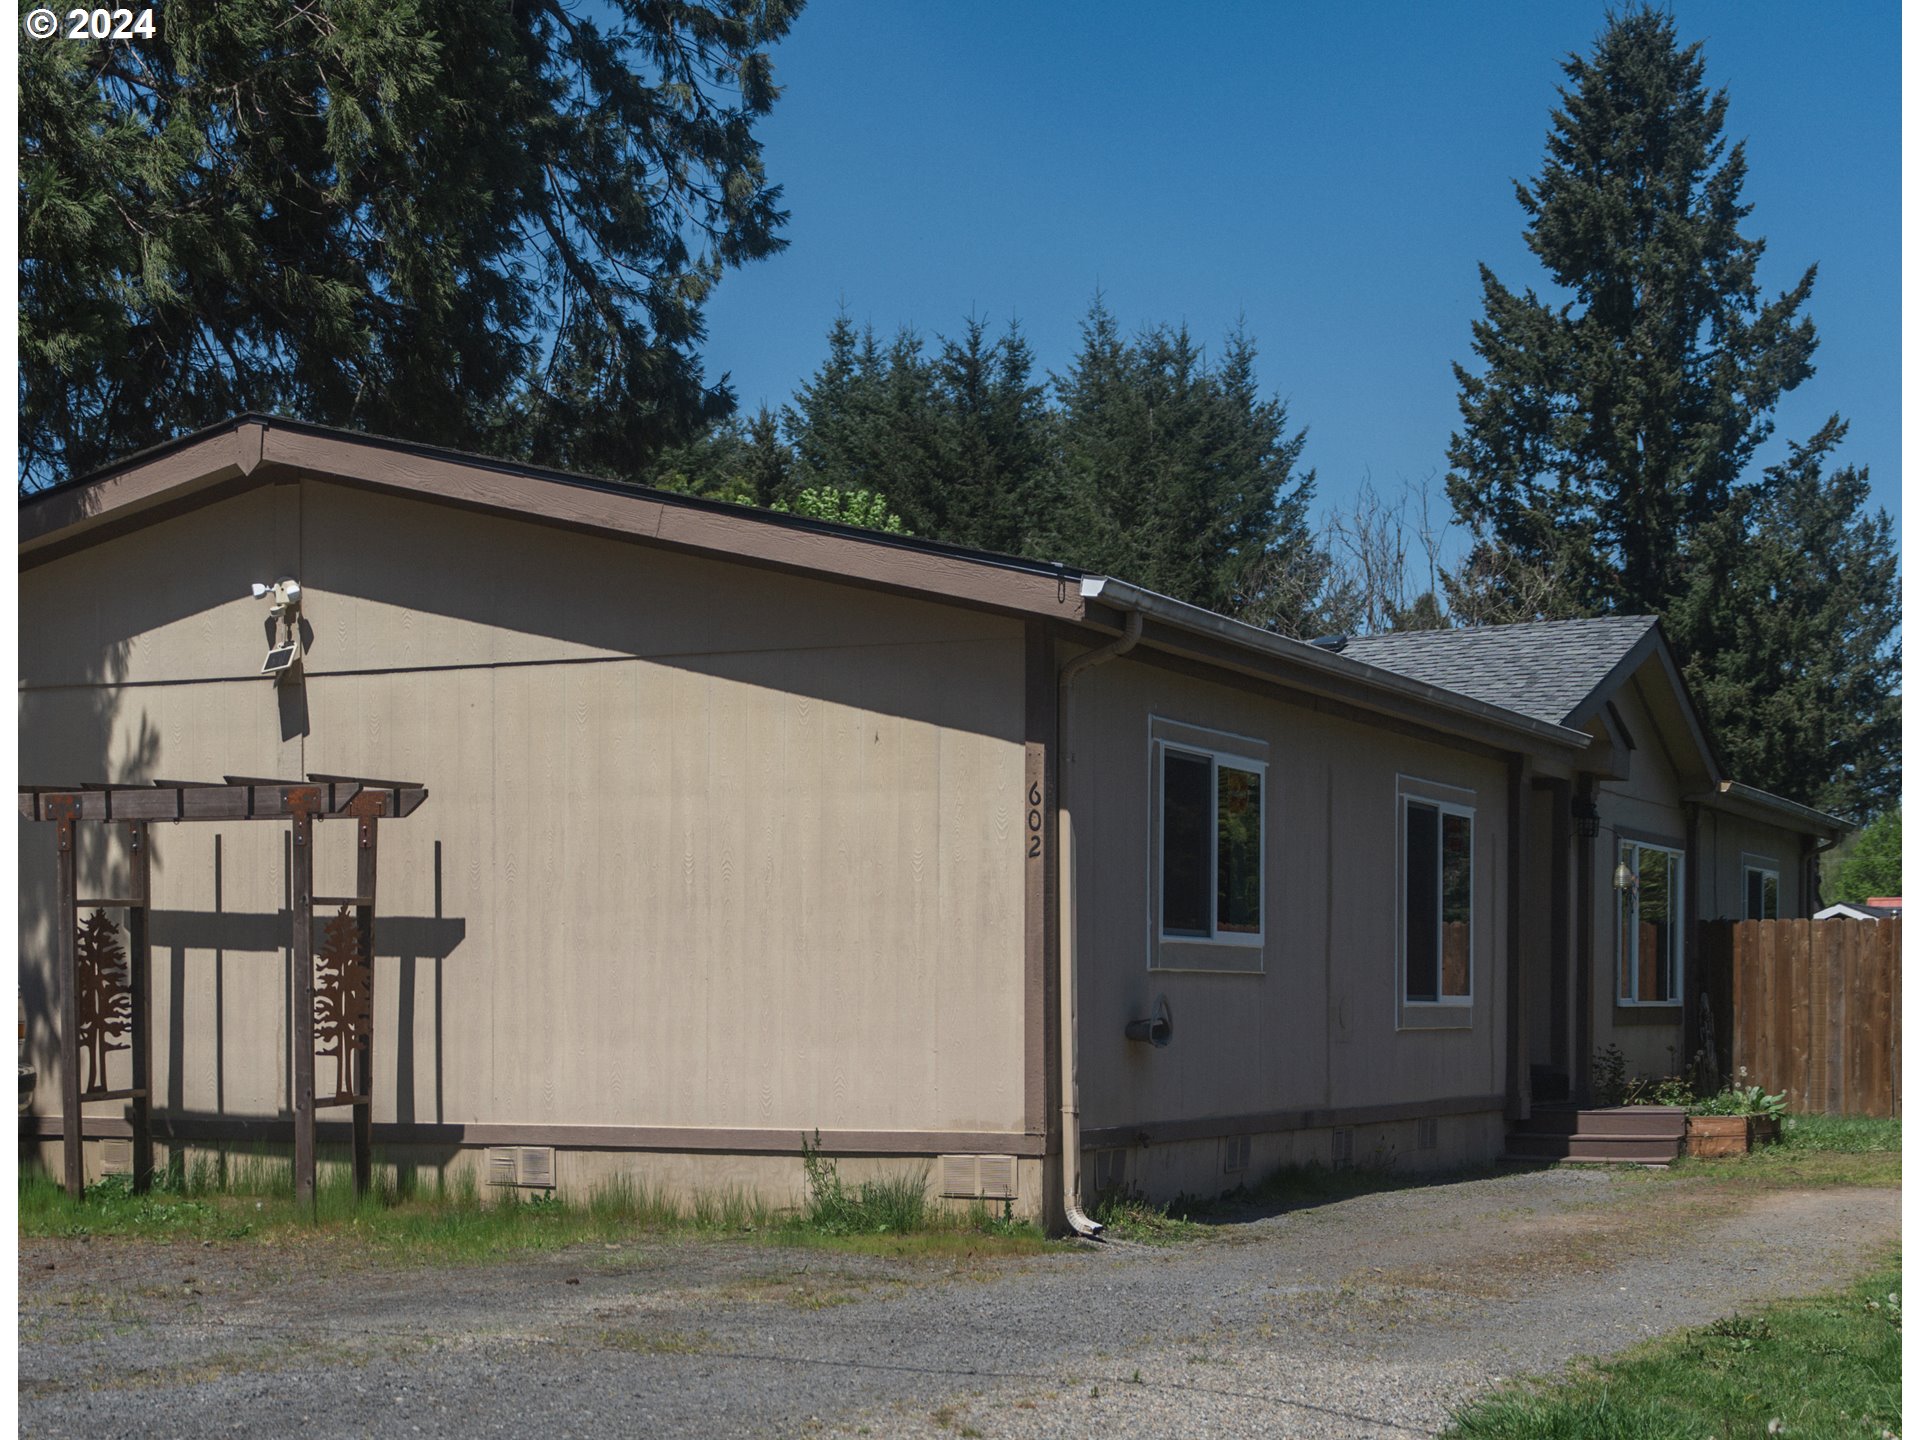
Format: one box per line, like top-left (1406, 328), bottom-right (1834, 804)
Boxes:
top-left (19, 776), bottom-right (429, 1209)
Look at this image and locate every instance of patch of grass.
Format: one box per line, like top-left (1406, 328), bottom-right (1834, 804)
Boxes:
top-left (796, 1131), bottom-right (930, 1235)
top-left (1089, 1193), bottom-right (1207, 1244)
top-left (1778, 1112), bottom-right (1900, 1154)
top-left (21, 1141), bottom-right (1055, 1261)
top-left (1444, 1255), bottom-right (1902, 1438)
top-left (1665, 1113), bottom-right (1901, 1190)
top-left (597, 1325), bottom-right (711, 1356)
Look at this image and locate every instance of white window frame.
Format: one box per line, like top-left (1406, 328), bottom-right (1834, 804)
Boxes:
top-left (1742, 858), bottom-right (1781, 921)
top-left (1618, 838), bottom-right (1685, 1007)
top-left (1399, 791), bottom-right (1476, 1010)
top-left (1147, 717), bottom-right (1269, 974)
top-left (1156, 744), bottom-right (1266, 948)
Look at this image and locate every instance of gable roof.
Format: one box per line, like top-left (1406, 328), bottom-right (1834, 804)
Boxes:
top-left (18, 414), bottom-right (1593, 760)
top-left (1342, 616), bottom-right (1660, 727)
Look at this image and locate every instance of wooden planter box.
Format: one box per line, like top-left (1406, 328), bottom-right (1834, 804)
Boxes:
top-left (1686, 1114), bottom-right (1780, 1157)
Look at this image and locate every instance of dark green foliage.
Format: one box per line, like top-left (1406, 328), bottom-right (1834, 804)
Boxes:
top-left (1047, 303), bottom-right (1324, 631)
top-left (777, 302), bottom-right (1326, 634)
top-left (20, 0), bottom-right (800, 491)
top-left (1447, 8), bottom-right (1816, 622)
top-left (1828, 810), bottom-right (1900, 905)
top-left (1446, 8), bottom-right (1898, 812)
top-left (783, 312), bottom-right (1052, 554)
top-left (1673, 420), bottom-right (1900, 819)
top-left (650, 407), bottom-right (795, 507)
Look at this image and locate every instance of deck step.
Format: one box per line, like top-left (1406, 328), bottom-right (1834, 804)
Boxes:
top-left (1503, 1104), bottom-right (1686, 1167)
top-left (1516, 1105), bottom-right (1687, 1139)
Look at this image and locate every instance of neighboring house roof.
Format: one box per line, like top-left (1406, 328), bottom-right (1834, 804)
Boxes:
top-left (1342, 616), bottom-right (1659, 727)
top-left (1813, 903), bottom-right (1878, 921)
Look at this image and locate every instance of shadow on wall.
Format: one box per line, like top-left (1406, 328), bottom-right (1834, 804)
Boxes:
top-left (18, 630), bottom-right (469, 1145)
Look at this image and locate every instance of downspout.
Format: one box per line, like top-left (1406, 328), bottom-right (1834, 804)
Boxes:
top-left (1056, 609), bottom-right (1143, 1238)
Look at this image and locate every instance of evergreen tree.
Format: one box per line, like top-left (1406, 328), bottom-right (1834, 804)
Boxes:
top-left (20, 0), bottom-right (801, 490)
top-left (1445, 8), bottom-right (1816, 621)
top-left (1673, 420), bottom-right (1899, 819)
top-left (650, 407), bottom-right (794, 507)
top-left (1445, 7), bottom-right (1897, 813)
top-left (784, 312), bottom-right (1051, 554)
top-left (1050, 303), bottom-right (1322, 631)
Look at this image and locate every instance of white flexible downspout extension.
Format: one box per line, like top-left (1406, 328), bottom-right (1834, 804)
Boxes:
top-left (1057, 608), bottom-right (1144, 1238)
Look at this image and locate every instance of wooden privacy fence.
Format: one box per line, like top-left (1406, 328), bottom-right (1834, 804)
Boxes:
top-left (1697, 918), bottom-right (1901, 1118)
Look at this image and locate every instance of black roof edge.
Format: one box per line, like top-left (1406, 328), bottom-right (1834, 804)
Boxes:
top-left (21, 412), bottom-right (1089, 586)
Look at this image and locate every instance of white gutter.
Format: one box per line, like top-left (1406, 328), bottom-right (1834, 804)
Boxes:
top-left (1056, 609), bottom-right (1143, 1239)
top-left (1080, 577), bottom-right (1590, 753)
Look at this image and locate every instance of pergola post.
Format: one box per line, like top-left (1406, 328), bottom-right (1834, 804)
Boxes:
top-left (52, 802), bottom-right (81, 1200)
top-left (290, 797), bottom-right (318, 1214)
top-left (353, 811), bottom-right (379, 1196)
top-left (127, 821), bottom-right (153, 1193)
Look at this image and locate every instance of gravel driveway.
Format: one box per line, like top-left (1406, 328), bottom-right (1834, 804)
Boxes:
top-left (18, 1167), bottom-right (1898, 1439)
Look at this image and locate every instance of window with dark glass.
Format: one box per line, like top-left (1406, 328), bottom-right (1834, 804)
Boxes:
top-left (1744, 865), bottom-right (1779, 921)
top-left (1404, 799), bottom-right (1472, 1002)
top-left (1158, 746), bottom-right (1263, 943)
top-left (1618, 840), bottom-right (1684, 1003)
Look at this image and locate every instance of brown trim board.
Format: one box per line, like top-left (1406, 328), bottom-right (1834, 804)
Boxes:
top-left (1022, 620), bottom-right (1059, 1146)
top-left (1081, 1093), bottom-right (1505, 1149)
top-left (20, 1115), bottom-right (1048, 1157)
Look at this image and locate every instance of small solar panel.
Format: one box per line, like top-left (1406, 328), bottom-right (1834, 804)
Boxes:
top-left (261, 644), bottom-right (299, 676)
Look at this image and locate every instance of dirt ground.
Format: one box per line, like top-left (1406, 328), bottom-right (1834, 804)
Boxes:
top-left (17, 1166), bottom-right (1899, 1439)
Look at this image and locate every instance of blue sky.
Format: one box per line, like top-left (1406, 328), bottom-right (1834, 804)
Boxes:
top-left (699, 2), bottom-right (1901, 547)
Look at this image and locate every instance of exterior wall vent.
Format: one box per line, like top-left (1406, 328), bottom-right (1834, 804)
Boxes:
top-left (515, 1146), bottom-right (557, 1190)
top-left (98, 1138), bottom-right (133, 1175)
top-left (1416, 1117), bottom-right (1439, 1151)
top-left (1222, 1134), bottom-right (1251, 1174)
top-left (1331, 1128), bottom-right (1354, 1170)
top-left (488, 1147), bottom-right (556, 1189)
top-left (939, 1154), bottom-right (1017, 1200)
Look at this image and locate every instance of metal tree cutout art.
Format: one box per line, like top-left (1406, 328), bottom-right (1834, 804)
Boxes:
top-left (313, 904), bottom-right (372, 1103)
top-left (75, 908), bottom-right (133, 1096)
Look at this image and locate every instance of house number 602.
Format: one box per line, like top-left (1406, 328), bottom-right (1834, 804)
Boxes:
top-left (1026, 782), bottom-right (1043, 858)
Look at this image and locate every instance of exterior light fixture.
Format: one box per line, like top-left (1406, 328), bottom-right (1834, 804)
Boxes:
top-left (1571, 796), bottom-right (1600, 840)
top-left (1614, 861), bottom-right (1637, 892)
top-left (251, 577), bottom-right (304, 681)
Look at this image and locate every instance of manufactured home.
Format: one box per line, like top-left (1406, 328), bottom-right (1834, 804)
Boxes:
top-left (18, 417), bottom-right (1845, 1227)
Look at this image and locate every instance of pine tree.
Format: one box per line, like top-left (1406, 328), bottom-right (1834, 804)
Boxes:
top-left (20, 0), bottom-right (802, 490)
top-left (1673, 420), bottom-right (1899, 819)
top-left (1050, 304), bottom-right (1323, 631)
top-left (1446, 8), bottom-right (1817, 621)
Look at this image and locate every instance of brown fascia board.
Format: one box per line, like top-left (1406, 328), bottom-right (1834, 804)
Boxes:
top-left (1686, 780), bottom-right (1851, 840)
top-left (21, 415), bottom-right (1088, 626)
top-left (19, 422), bottom-right (267, 559)
top-left (1079, 577), bottom-right (1590, 759)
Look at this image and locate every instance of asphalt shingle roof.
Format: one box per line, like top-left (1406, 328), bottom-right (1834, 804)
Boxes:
top-left (1341, 616), bottom-right (1659, 728)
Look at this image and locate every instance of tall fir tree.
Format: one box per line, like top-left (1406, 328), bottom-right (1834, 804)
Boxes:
top-left (1050, 303), bottom-right (1323, 632)
top-left (1445, 7), bottom-right (1896, 813)
top-left (1445, 8), bottom-right (1816, 622)
top-left (784, 312), bottom-right (1051, 554)
top-left (1672, 420), bottom-right (1899, 819)
top-left (20, 0), bottom-right (802, 490)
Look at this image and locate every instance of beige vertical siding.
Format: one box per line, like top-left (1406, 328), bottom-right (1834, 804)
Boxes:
top-left (19, 480), bottom-right (1031, 1143)
top-left (1066, 655), bottom-right (1509, 1133)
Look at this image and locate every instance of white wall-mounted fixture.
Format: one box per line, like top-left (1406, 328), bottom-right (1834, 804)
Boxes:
top-left (251, 577), bottom-right (304, 681)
